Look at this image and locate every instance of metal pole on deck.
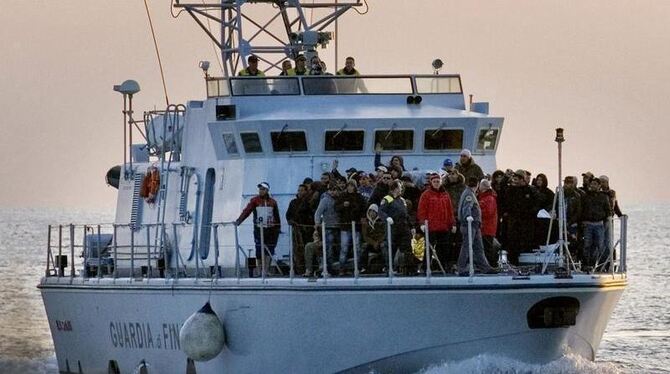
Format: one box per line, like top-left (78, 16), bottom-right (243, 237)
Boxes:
top-left (58, 225), bottom-right (63, 278)
top-left (82, 226), bottom-right (88, 280)
top-left (234, 223), bottom-right (241, 283)
top-left (130, 226), bottom-right (135, 279)
top-left (467, 217), bottom-right (474, 277)
top-left (609, 216), bottom-right (615, 275)
top-left (46, 225), bottom-right (52, 277)
top-left (386, 219), bottom-right (393, 283)
top-left (69, 224), bottom-right (75, 278)
top-left (424, 220), bottom-right (431, 282)
top-left (146, 225), bottom-right (152, 278)
top-left (289, 224), bottom-right (294, 283)
top-left (555, 128), bottom-right (566, 268)
top-left (172, 223), bottom-right (180, 280)
top-left (321, 217), bottom-right (329, 280)
top-left (113, 224), bottom-right (118, 279)
top-left (213, 224), bottom-right (220, 279)
top-left (260, 221), bottom-right (266, 282)
top-left (98, 225), bottom-right (103, 279)
top-left (620, 215), bottom-right (628, 273)
top-left (352, 221), bottom-right (359, 281)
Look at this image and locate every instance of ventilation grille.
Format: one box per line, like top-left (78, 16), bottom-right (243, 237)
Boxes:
top-left (130, 174), bottom-right (144, 231)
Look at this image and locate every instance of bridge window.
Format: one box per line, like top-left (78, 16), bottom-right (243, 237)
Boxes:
top-left (240, 132), bottom-right (263, 153)
top-left (325, 130), bottom-right (365, 151)
top-left (415, 76), bottom-right (463, 94)
top-left (222, 133), bottom-right (239, 155)
top-left (477, 128), bottom-right (499, 151)
top-left (271, 131), bottom-right (308, 152)
top-left (375, 130), bottom-right (414, 151)
top-left (424, 129), bottom-right (463, 150)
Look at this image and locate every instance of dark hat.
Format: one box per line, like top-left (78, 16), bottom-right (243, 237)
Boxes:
top-left (376, 165), bottom-right (388, 173)
top-left (582, 171), bottom-right (594, 178)
top-left (429, 173), bottom-right (441, 181)
top-left (248, 55), bottom-right (259, 62)
top-left (257, 182), bottom-right (270, 190)
top-left (443, 158), bottom-right (453, 167)
top-left (346, 167), bottom-right (358, 174)
top-left (296, 54), bottom-right (306, 61)
top-left (514, 169), bottom-right (526, 177)
top-left (302, 177), bottom-right (313, 185)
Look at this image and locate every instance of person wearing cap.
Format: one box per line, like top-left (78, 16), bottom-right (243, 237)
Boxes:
top-left (500, 169), bottom-right (540, 264)
top-left (314, 184), bottom-right (341, 274)
top-left (580, 178), bottom-right (612, 269)
top-left (335, 179), bottom-right (366, 275)
top-left (368, 169), bottom-right (393, 206)
top-left (362, 204), bottom-right (387, 273)
top-left (286, 183), bottom-right (314, 275)
top-left (579, 172), bottom-right (594, 194)
top-left (290, 55), bottom-right (308, 75)
top-left (438, 158), bottom-right (454, 180)
top-left (417, 173), bottom-right (455, 268)
top-left (455, 149), bottom-right (484, 183)
top-left (379, 180), bottom-right (414, 274)
top-left (235, 182), bottom-right (281, 276)
top-left (238, 55), bottom-right (265, 76)
top-left (478, 178), bottom-right (499, 267)
top-left (457, 177), bottom-right (495, 275)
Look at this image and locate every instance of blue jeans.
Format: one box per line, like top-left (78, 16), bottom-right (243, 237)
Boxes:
top-left (583, 222), bottom-right (605, 266)
top-left (325, 229), bottom-right (338, 271)
top-left (339, 229), bottom-right (359, 269)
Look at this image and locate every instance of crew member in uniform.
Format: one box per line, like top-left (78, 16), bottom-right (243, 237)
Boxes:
top-left (238, 55), bottom-right (265, 76)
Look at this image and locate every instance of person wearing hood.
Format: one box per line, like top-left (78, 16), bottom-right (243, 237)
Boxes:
top-left (478, 179), bottom-right (499, 267)
top-left (314, 184), bottom-right (341, 274)
top-left (417, 173), bottom-right (455, 268)
top-left (455, 149), bottom-right (484, 183)
top-left (379, 180), bottom-right (414, 274)
top-left (335, 180), bottom-right (366, 275)
top-left (533, 173), bottom-right (556, 247)
top-left (362, 204), bottom-right (387, 272)
top-left (457, 177), bottom-right (495, 275)
top-left (235, 182), bottom-right (281, 276)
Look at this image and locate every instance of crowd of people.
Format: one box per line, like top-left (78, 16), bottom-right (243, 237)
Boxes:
top-left (236, 148), bottom-right (624, 278)
top-left (238, 54), bottom-right (361, 77)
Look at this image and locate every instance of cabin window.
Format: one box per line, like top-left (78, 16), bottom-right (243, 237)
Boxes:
top-left (374, 130), bottom-right (414, 151)
top-left (424, 129), bottom-right (463, 150)
top-left (222, 133), bottom-right (239, 155)
top-left (270, 131), bottom-right (308, 152)
top-left (240, 132), bottom-right (263, 153)
top-left (477, 128), bottom-right (499, 151)
top-left (325, 130), bottom-right (365, 151)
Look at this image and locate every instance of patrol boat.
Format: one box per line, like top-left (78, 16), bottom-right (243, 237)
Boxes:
top-left (39, 1), bottom-right (628, 373)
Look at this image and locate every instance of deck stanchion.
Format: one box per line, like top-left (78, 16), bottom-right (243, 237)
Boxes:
top-left (620, 215), bottom-right (628, 273)
top-left (467, 216), bottom-right (474, 277)
top-left (69, 224), bottom-right (75, 278)
top-left (260, 221), bottom-right (266, 282)
top-left (146, 224), bottom-right (151, 278)
top-left (82, 226), bottom-right (88, 280)
top-left (58, 225), bottom-right (63, 277)
top-left (608, 216), bottom-right (615, 275)
top-left (172, 223), bottom-right (179, 280)
top-left (424, 220), bottom-right (431, 282)
top-left (46, 225), bottom-right (52, 277)
top-left (386, 218), bottom-right (393, 284)
top-left (234, 223), bottom-right (241, 283)
top-left (98, 225), bottom-right (103, 279)
top-left (289, 224), bottom-right (294, 283)
top-left (213, 224), bottom-right (220, 279)
top-left (130, 225), bottom-right (135, 280)
top-left (352, 221), bottom-right (359, 281)
top-left (321, 217), bottom-right (329, 281)
top-left (113, 224), bottom-right (118, 279)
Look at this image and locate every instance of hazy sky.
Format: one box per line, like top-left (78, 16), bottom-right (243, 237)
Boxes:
top-left (1, 1), bottom-right (669, 209)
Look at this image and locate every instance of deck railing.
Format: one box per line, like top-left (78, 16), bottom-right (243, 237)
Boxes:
top-left (44, 215), bottom-right (628, 282)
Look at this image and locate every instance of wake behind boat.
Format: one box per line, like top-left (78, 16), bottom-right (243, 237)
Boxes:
top-left (39, 1), bottom-right (627, 373)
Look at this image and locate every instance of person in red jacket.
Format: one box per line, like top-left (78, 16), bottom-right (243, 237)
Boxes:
top-left (417, 173), bottom-right (455, 269)
top-left (235, 182), bottom-right (281, 276)
top-left (478, 179), bottom-right (499, 267)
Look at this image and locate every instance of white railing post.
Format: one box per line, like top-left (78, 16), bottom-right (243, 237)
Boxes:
top-left (46, 225), bottom-right (52, 277)
top-left (113, 224), bottom-right (118, 279)
top-left (608, 216), bottom-right (615, 275)
top-left (69, 224), bottom-right (75, 278)
top-left (98, 224), bottom-right (103, 279)
top-left (57, 225), bottom-right (63, 277)
top-left (234, 223), bottom-right (241, 283)
top-left (321, 216), bottom-right (329, 281)
top-left (213, 224), bottom-right (220, 279)
top-left (467, 216), bottom-right (474, 277)
top-left (352, 221), bottom-right (359, 282)
top-left (424, 220), bottom-right (431, 282)
top-left (260, 221), bottom-right (266, 282)
top-left (130, 225), bottom-right (135, 280)
top-left (289, 224), bottom-right (294, 283)
top-left (620, 215), bottom-right (628, 273)
top-left (386, 218), bottom-right (394, 284)
top-left (82, 226), bottom-right (88, 280)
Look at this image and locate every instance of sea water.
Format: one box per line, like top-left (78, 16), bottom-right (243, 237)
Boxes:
top-left (0, 205), bottom-right (668, 374)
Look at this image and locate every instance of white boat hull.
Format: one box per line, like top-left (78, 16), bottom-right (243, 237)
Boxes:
top-left (40, 274), bottom-right (625, 374)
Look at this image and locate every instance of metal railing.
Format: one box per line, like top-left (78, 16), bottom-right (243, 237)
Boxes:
top-left (44, 215), bottom-right (629, 282)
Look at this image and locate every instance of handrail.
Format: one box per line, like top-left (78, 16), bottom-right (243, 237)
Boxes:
top-left (466, 216), bottom-right (474, 277)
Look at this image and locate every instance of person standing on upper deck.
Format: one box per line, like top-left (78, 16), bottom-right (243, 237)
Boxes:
top-left (279, 60), bottom-right (293, 76)
top-left (337, 57), bottom-right (361, 76)
top-left (235, 182), bottom-right (281, 276)
top-left (290, 55), bottom-right (308, 76)
top-left (238, 55), bottom-right (265, 76)
top-left (455, 149), bottom-right (484, 183)
top-left (457, 177), bottom-right (495, 276)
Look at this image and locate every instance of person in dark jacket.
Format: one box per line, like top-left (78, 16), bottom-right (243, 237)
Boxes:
top-left (533, 173), bottom-right (556, 247)
top-left (368, 170), bottom-right (393, 206)
top-left (286, 184), bottom-right (314, 274)
top-left (379, 180), bottom-right (413, 274)
top-left (599, 175), bottom-right (623, 253)
top-left (374, 143), bottom-right (406, 172)
top-left (362, 204), bottom-right (386, 272)
top-left (502, 169), bottom-right (539, 264)
top-left (235, 182), bottom-right (281, 276)
top-left (455, 149), bottom-right (484, 182)
top-left (581, 178), bottom-right (613, 268)
top-left (417, 173), bottom-right (455, 268)
top-left (560, 176), bottom-right (583, 262)
top-left (335, 180), bottom-right (366, 274)
top-left (443, 170), bottom-right (466, 269)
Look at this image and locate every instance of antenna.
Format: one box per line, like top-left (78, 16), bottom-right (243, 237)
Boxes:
top-left (173, 0), bottom-right (364, 77)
